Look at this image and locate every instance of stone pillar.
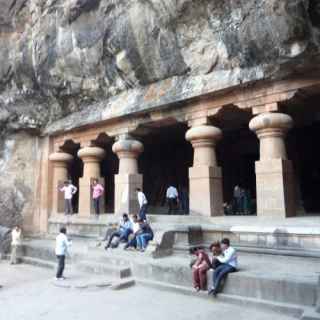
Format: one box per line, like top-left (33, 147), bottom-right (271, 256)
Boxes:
top-left (112, 137), bottom-right (143, 215)
top-left (186, 125), bottom-right (223, 216)
top-left (49, 152), bottom-right (73, 214)
top-left (249, 112), bottom-right (296, 218)
top-left (77, 146), bottom-right (105, 217)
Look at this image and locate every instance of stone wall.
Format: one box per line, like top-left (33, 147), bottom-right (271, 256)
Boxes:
top-left (0, 133), bottom-right (41, 232)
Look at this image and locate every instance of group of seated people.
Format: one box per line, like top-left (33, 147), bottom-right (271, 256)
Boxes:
top-left (191, 238), bottom-right (238, 296)
top-left (100, 213), bottom-right (154, 252)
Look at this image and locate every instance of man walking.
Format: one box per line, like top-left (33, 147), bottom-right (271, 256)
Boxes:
top-left (60, 180), bottom-right (77, 215)
top-left (55, 227), bottom-right (71, 280)
top-left (208, 238), bottom-right (238, 296)
top-left (166, 185), bottom-right (178, 214)
top-left (136, 188), bottom-right (148, 221)
top-left (92, 179), bottom-right (104, 217)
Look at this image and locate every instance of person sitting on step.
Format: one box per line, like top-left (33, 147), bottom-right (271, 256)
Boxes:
top-left (124, 214), bottom-right (140, 250)
top-left (191, 246), bottom-right (211, 292)
top-left (135, 219), bottom-right (154, 252)
top-left (208, 238), bottom-right (238, 296)
top-left (104, 213), bottom-right (133, 250)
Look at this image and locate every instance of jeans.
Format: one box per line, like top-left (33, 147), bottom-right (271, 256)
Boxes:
top-left (56, 255), bottom-right (65, 278)
top-left (167, 198), bottom-right (177, 214)
top-left (139, 204), bottom-right (148, 221)
top-left (106, 228), bottom-right (132, 248)
top-left (125, 236), bottom-right (137, 249)
top-left (64, 199), bottom-right (73, 215)
top-left (93, 197), bottom-right (100, 215)
top-left (136, 233), bottom-right (153, 249)
top-left (212, 263), bottom-right (236, 291)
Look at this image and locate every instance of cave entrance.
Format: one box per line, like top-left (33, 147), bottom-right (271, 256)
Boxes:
top-left (214, 106), bottom-right (258, 215)
top-left (285, 92), bottom-right (320, 215)
top-left (139, 121), bottom-right (193, 215)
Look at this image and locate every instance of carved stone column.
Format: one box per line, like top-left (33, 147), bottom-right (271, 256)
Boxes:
top-left (77, 146), bottom-right (105, 217)
top-left (49, 152), bottom-right (73, 214)
top-left (186, 125), bottom-right (223, 216)
top-left (112, 137), bottom-right (143, 215)
top-left (249, 112), bottom-right (296, 218)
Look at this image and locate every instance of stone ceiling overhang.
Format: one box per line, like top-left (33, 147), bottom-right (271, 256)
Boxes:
top-left (44, 70), bottom-right (320, 139)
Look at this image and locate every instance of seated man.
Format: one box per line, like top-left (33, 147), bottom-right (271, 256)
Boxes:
top-left (208, 238), bottom-right (238, 296)
top-left (124, 214), bottom-right (140, 250)
top-left (104, 214), bottom-right (133, 250)
top-left (136, 219), bottom-right (154, 252)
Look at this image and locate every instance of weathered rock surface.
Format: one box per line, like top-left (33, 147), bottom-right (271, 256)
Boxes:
top-left (0, 0), bottom-right (320, 228)
top-left (0, 0), bottom-right (320, 134)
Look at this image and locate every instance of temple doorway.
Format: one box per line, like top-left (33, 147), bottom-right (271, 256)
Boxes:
top-left (214, 106), bottom-right (258, 215)
top-left (139, 122), bottom-right (193, 215)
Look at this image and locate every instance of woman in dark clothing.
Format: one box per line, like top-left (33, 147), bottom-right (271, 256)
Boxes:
top-left (136, 220), bottom-right (154, 252)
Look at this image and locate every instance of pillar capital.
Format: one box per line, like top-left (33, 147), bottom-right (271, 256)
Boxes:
top-left (186, 125), bottom-right (222, 167)
top-left (77, 146), bottom-right (105, 162)
top-left (112, 139), bottom-right (144, 160)
top-left (49, 152), bottom-right (73, 167)
top-left (249, 112), bottom-right (293, 137)
top-left (186, 125), bottom-right (222, 146)
top-left (112, 138), bottom-right (143, 175)
top-left (249, 112), bottom-right (293, 160)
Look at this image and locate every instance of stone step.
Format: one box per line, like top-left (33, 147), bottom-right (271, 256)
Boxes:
top-left (76, 260), bottom-right (131, 279)
top-left (301, 310), bottom-right (320, 320)
top-left (21, 238), bottom-right (318, 310)
top-left (20, 256), bottom-right (56, 269)
top-left (137, 278), bottom-right (304, 318)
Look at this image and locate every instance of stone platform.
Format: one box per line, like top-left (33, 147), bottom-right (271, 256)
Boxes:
top-left (48, 215), bottom-right (320, 257)
top-left (18, 237), bottom-right (320, 319)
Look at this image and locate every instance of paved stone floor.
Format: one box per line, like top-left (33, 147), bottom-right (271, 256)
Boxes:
top-left (0, 262), bottom-right (296, 320)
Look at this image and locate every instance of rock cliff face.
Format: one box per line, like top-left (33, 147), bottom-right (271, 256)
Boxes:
top-left (0, 0), bottom-right (320, 229)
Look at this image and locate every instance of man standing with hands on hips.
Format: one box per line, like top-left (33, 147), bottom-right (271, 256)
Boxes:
top-left (60, 180), bottom-right (77, 215)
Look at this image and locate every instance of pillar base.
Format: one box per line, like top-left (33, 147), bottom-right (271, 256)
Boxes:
top-left (78, 177), bottom-right (105, 217)
top-left (114, 174), bottom-right (142, 215)
top-left (255, 159), bottom-right (296, 218)
top-left (189, 166), bottom-right (223, 217)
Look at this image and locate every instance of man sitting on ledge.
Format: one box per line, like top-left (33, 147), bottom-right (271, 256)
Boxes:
top-left (208, 238), bottom-right (238, 296)
top-left (104, 214), bottom-right (133, 250)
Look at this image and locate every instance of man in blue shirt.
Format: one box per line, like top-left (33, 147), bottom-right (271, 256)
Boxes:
top-left (105, 213), bottom-right (133, 250)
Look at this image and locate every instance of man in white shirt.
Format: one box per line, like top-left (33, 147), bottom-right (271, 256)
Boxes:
top-left (60, 181), bottom-right (77, 215)
top-left (10, 226), bottom-right (22, 265)
top-left (208, 238), bottom-right (238, 296)
top-left (55, 227), bottom-right (71, 280)
top-left (136, 188), bottom-right (148, 221)
top-left (166, 185), bottom-right (178, 214)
